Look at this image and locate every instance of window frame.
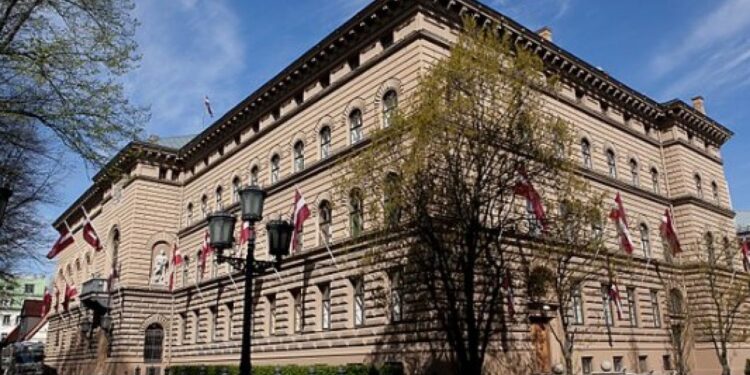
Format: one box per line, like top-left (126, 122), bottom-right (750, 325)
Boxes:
top-left (270, 154), bottom-right (280, 184)
top-left (581, 138), bottom-right (592, 169)
top-left (382, 90), bottom-right (398, 128)
top-left (319, 126), bottom-right (331, 159)
top-left (349, 109), bottom-right (363, 144)
top-left (293, 141), bottom-right (305, 172)
top-left (606, 149), bottom-right (617, 179)
top-left (353, 278), bottom-right (365, 327)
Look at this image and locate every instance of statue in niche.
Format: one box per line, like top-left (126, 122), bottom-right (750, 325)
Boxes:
top-left (152, 249), bottom-right (168, 285)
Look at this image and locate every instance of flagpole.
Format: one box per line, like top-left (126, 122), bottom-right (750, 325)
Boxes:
top-left (318, 227), bottom-right (339, 269)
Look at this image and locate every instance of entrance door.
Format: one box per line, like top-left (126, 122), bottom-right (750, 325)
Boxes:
top-left (531, 322), bottom-right (551, 373)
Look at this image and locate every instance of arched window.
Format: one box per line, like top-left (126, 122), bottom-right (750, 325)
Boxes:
top-left (319, 200), bottom-right (332, 245)
top-left (232, 177), bottom-right (241, 203)
top-left (629, 159), bottom-right (639, 186)
top-left (293, 141), bottom-right (305, 172)
top-left (293, 290), bottom-right (303, 333)
top-left (606, 149), bottom-right (617, 178)
top-left (581, 138), bottom-right (592, 169)
top-left (526, 200), bottom-right (542, 236)
top-left (111, 229), bottom-right (120, 286)
top-left (650, 168), bottom-right (660, 194)
top-left (711, 181), bottom-right (719, 204)
top-left (215, 186), bottom-right (223, 210)
top-left (349, 109), bottom-right (363, 144)
top-left (349, 189), bottom-right (363, 237)
top-left (319, 126), bottom-right (331, 159)
top-left (640, 224), bottom-right (651, 258)
top-left (250, 166), bottom-right (259, 186)
top-left (143, 323), bottom-right (164, 363)
top-left (353, 278), bottom-right (365, 327)
top-left (382, 90), bottom-right (398, 128)
top-left (384, 173), bottom-right (401, 226)
top-left (201, 195), bottom-right (208, 218)
top-left (270, 154), bottom-right (280, 184)
top-left (186, 203), bottom-right (194, 225)
top-left (694, 174), bottom-right (703, 198)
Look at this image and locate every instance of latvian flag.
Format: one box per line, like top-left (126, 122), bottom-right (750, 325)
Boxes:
top-left (239, 221), bottom-right (252, 245)
top-left (41, 288), bottom-right (52, 317)
top-left (659, 208), bottom-right (682, 255)
top-left (170, 243), bottom-right (184, 291)
top-left (742, 240), bottom-right (750, 271)
top-left (290, 189), bottom-right (311, 253)
top-left (514, 167), bottom-right (546, 230)
top-left (82, 217), bottom-right (102, 251)
top-left (609, 283), bottom-right (624, 320)
top-left (609, 193), bottom-right (634, 254)
top-left (63, 284), bottom-right (77, 312)
top-left (200, 231), bottom-right (213, 275)
top-left (46, 227), bottom-right (74, 259)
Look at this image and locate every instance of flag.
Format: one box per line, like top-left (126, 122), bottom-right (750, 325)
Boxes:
top-left (290, 189), bottom-right (311, 253)
top-left (514, 167), bottom-right (546, 230)
top-left (82, 217), bottom-right (102, 251)
top-left (46, 227), bottom-right (74, 259)
top-left (502, 270), bottom-right (515, 317)
top-left (742, 240), bottom-right (750, 272)
top-left (609, 193), bottom-right (634, 254)
top-left (239, 221), bottom-right (252, 245)
top-left (63, 284), bottom-right (77, 312)
top-left (172, 243), bottom-right (184, 267)
top-left (659, 208), bottom-right (682, 255)
top-left (609, 283), bottom-right (624, 320)
top-left (41, 288), bottom-right (52, 317)
top-left (200, 230), bottom-right (213, 275)
top-left (204, 96), bottom-right (214, 117)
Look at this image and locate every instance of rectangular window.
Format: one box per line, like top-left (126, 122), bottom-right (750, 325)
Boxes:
top-left (638, 356), bottom-right (648, 373)
top-left (354, 278), bottom-right (365, 327)
top-left (226, 303), bottom-right (233, 340)
top-left (269, 296), bottom-right (277, 335)
top-left (390, 271), bottom-right (403, 322)
top-left (627, 287), bottom-right (638, 327)
top-left (601, 284), bottom-right (613, 326)
top-left (2, 315), bottom-right (9, 326)
top-left (193, 310), bottom-right (200, 343)
top-left (294, 291), bottom-right (304, 333)
top-left (571, 285), bottom-right (584, 325)
top-left (613, 356), bottom-right (623, 372)
top-left (211, 306), bottom-right (219, 341)
top-left (24, 284), bottom-right (34, 294)
top-left (321, 284), bottom-right (331, 331)
top-left (650, 290), bottom-right (662, 328)
top-left (181, 313), bottom-right (188, 344)
top-left (582, 357), bottom-right (593, 375)
top-left (662, 355), bottom-right (672, 371)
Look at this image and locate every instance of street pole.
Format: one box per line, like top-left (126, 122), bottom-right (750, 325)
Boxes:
top-left (239, 220), bottom-right (255, 375)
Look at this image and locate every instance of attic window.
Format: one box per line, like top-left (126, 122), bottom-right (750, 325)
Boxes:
top-left (380, 32), bottom-right (394, 48)
top-left (272, 108), bottom-right (280, 121)
top-left (320, 74), bottom-right (330, 89)
top-left (294, 92), bottom-right (304, 105)
top-left (347, 54), bottom-right (360, 70)
top-left (600, 101), bottom-right (609, 113)
top-left (575, 88), bottom-right (584, 102)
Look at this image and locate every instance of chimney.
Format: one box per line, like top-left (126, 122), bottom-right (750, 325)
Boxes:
top-left (692, 96), bottom-right (706, 114)
top-left (537, 26), bottom-right (553, 42)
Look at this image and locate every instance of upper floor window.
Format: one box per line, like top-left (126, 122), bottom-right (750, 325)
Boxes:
top-left (293, 141), bottom-right (305, 172)
top-left (201, 195), bottom-right (208, 218)
top-left (349, 189), bottom-right (363, 237)
top-left (269, 295), bottom-right (277, 335)
top-left (581, 138), bottom-right (592, 169)
top-left (321, 284), bottom-right (331, 331)
top-left (705, 232), bottom-right (715, 263)
top-left (711, 181), bottom-right (719, 204)
top-left (571, 284), bottom-right (584, 325)
top-left (650, 290), bottom-right (662, 328)
top-left (694, 174), bottom-right (703, 198)
top-left (319, 200), bottom-right (332, 245)
top-left (349, 109), bottom-right (363, 144)
top-left (215, 186), bottom-right (223, 210)
top-left (250, 166), bottom-right (259, 186)
top-left (24, 284), bottom-right (34, 294)
top-left (232, 177), bottom-right (241, 203)
top-left (270, 154), bottom-right (280, 184)
top-left (526, 199), bottom-right (542, 236)
top-left (186, 204), bottom-right (194, 226)
top-left (353, 278), bottom-right (365, 327)
top-left (601, 284), bottom-right (614, 326)
top-left (382, 90), bottom-right (398, 128)
top-left (640, 224), bottom-right (651, 258)
top-left (629, 159), bottom-right (639, 186)
top-left (320, 126), bottom-right (331, 159)
top-left (384, 173), bottom-right (401, 227)
top-left (650, 168), bottom-right (660, 194)
top-left (606, 149), bottom-right (617, 178)
top-left (626, 287), bottom-right (638, 327)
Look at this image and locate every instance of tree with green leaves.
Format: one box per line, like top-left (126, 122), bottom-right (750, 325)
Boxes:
top-left (340, 18), bottom-right (595, 374)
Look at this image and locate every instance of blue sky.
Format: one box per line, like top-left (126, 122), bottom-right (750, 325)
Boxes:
top-left (33, 0), bottom-right (750, 271)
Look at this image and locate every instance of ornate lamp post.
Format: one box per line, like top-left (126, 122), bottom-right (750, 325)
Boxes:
top-left (207, 185), bottom-right (293, 375)
top-left (0, 186), bottom-right (11, 228)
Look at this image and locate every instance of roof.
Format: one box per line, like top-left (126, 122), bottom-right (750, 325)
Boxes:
top-left (151, 134), bottom-right (196, 150)
top-left (1, 325), bottom-right (19, 346)
top-left (20, 300), bottom-right (44, 318)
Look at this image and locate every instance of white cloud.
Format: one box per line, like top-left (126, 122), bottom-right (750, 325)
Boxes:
top-left (488, 0), bottom-right (572, 23)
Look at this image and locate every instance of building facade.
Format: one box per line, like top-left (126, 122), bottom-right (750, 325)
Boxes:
top-left (0, 276), bottom-right (46, 342)
top-left (44, 1), bottom-right (744, 375)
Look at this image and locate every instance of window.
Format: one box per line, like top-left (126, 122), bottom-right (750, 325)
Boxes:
top-left (187, 204), bottom-right (194, 225)
top-left (384, 173), bottom-right (401, 226)
top-left (651, 168), bottom-right (660, 194)
top-left (293, 141), bottom-right (305, 172)
top-left (601, 284), bottom-right (614, 326)
top-left (349, 189), bottom-right (363, 237)
top-left (319, 200), bottom-right (332, 245)
top-left (353, 278), bottom-right (365, 327)
top-left (293, 291), bottom-right (303, 333)
top-left (526, 199), bottom-right (542, 236)
top-left (663, 355), bottom-right (672, 371)
top-left (669, 289), bottom-right (684, 316)
top-left (650, 290), bottom-right (661, 328)
top-left (321, 284), bottom-right (331, 331)
top-left (319, 126), bottom-right (331, 159)
top-left (215, 186), bottom-right (223, 210)
top-left (24, 284), bottom-right (34, 294)
top-left (250, 166), bottom-right (259, 186)
top-left (581, 139), bottom-right (592, 169)
top-left (390, 270), bottom-right (403, 322)
top-left (270, 154), bottom-right (280, 184)
top-left (629, 159), bottom-right (639, 186)
top-left (201, 195), bottom-right (208, 219)
top-left (571, 285), bottom-right (584, 325)
top-left (640, 224), bottom-right (651, 258)
top-left (606, 149), bottom-right (617, 178)
top-left (582, 357), bottom-right (593, 375)
top-left (694, 174), bottom-right (703, 198)
top-left (226, 303), bottom-right (234, 339)
top-left (269, 295), bottom-right (277, 335)
top-left (382, 90), bottom-right (398, 128)
top-left (2, 315), bottom-right (10, 326)
top-left (349, 109), bottom-right (363, 144)
top-left (613, 356), bottom-right (623, 372)
top-left (627, 287), bottom-right (638, 327)
top-left (180, 313), bottom-right (188, 344)
top-left (638, 356), bottom-right (648, 373)
top-left (182, 256), bottom-right (189, 288)
top-left (210, 307), bottom-right (219, 341)
top-left (143, 323), bottom-right (164, 363)
top-left (232, 177), bottom-right (241, 203)
top-left (712, 181), bottom-right (719, 204)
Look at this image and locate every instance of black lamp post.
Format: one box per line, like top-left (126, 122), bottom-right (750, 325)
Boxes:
top-left (207, 185), bottom-right (293, 375)
top-left (0, 186), bottom-right (11, 228)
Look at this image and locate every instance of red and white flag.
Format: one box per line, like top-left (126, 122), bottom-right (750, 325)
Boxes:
top-left (41, 288), bottom-right (52, 317)
top-left (82, 217), bottom-right (102, 251)
top-left (659, 208), bottom-right (682, 255)
top-left (204, 96), bottom-right (214, 117)
top-left (46, 227), bottom-right (74, 259)
top-left (290, 189), bottom-right (311, 253)
top-left (609, 193), bottom-right (634, 254)
top-left (172, 243), bottom-right (184, 267)
top-left (239, 221), bottom-right (252, 245)
top-left (63, 284), bottom-right (77, 312)
top-left (502, 270), bottom-right (515, 317)
top-left (608, 283), bottom-right (624, 320)
top-left (200, 230), bottom-right (214, 275)
top-left (742, 240), bottom-right (750, 271)
top-left (514, 167), bottom-right (546, 230)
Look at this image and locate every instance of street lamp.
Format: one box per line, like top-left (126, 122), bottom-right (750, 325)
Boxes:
top-left (0, 186), bottom-right (11, 228)
top-left (207, 185), bottom-right (293, 375)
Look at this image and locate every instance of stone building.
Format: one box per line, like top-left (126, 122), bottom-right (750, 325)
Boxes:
top-left (44, 0), bottom-right (744, 374)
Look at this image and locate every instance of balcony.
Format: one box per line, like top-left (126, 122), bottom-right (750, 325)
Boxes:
top-left (80, 278), bottom-right (110, 314)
